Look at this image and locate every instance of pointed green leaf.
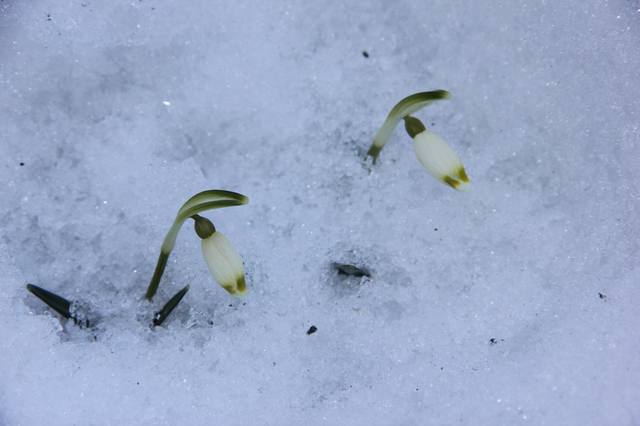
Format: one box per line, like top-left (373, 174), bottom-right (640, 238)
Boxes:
top-left (26, 283), bottom-right (72, 319)
top-left (153, 285), bottom-right (190, 327)
top-left (332, 262), bottom-right (371, 278)
top-left (26, 284), bottom-right (92, 328)
top-left (367, 90), bottom-right (450, 163)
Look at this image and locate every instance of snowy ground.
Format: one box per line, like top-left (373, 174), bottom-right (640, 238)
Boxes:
top-left (1, 1), bottom-right (639, 425)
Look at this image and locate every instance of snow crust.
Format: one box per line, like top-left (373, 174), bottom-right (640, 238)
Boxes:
top-left (1, 1), bottom-right (639, 424)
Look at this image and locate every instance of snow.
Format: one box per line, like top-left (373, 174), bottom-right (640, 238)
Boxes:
top-left (1, 0), bottom-right (639, 425)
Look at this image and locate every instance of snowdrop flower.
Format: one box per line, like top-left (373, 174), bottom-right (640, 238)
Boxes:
top-left (404, 115), bottom-right (470, 190)
top-left (145, 190), bottom-right (248, 300)
top-left (367, 90), bottom-right (449, 163)
top-left (194, 215), bottom-right (246, 296)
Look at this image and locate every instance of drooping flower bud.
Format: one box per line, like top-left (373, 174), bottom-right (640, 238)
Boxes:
top-left (200, 230), bottom-right (246, 296)
top-left (403, 116), bottom-right (470, 190)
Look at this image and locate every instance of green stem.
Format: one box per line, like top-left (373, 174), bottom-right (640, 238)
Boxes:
top-left (145, 251), bottom-right (169, 300)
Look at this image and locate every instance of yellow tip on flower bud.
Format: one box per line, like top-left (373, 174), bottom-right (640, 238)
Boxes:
top-left (201, 231), bottom-right (246, 296)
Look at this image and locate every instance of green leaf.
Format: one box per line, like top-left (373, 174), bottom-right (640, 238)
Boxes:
top-left (177, 190), bottom-right (248, 221)
top-left (25, 284), bottom-right (91, 328)
top-left (153, 285), bottom-right (190, 327)
top-left (26, 283), bottom-right (72, 319)
top-left (161, 190), bottom-right (249, 255)
top-left (367, 90), bottom-right (450, 163)
top-left (332, 262), bottom-right (371, 278)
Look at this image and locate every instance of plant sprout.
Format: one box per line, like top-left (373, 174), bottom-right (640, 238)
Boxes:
top-left (26, 283), bottom-right (91, 328)
top-left (404, 115), bottom-right (469, 190)
top-left (145, 190), bottom-right (249, 300)
top-left (332, 262), bottom-right (371, 278)
top-left (153, 285), bottom-right (190, 326)
top-left (366, 90), bottom-right (450, 163)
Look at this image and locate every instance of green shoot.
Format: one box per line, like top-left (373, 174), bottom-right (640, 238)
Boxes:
top-left (153, 285), bottom-right (190, 326)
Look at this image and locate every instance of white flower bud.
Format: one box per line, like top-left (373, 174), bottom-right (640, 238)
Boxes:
top-left (201, 231), bottom-right (246, 296)
top-left (405, 116), bottom-right (470, 190)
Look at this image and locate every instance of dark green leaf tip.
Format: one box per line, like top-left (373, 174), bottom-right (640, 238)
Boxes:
top-left (332, 263), bottom-right (371, 278)
top-left (26, 283), bottom-right (72, 320)
top-left (153, 285), bottom-right (190, 327)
